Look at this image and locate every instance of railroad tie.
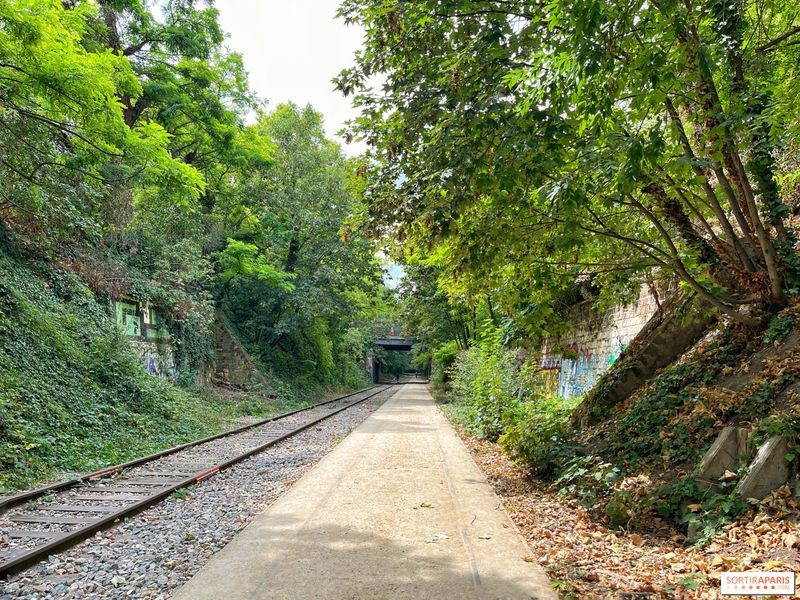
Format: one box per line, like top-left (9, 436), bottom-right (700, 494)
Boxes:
top-left (68, 494), bottom-right (149, 501)
top-left (33, 505), bottom-right (119, 513)
top-left (5, 530), bottom-right (62, 539)
top-left (9, 515), bottom-right (96, 525)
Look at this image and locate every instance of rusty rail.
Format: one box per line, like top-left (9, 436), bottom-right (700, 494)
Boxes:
top-left (0, 385), bottom-right (391, 578)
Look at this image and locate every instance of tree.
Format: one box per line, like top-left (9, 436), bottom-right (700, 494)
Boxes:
top-left (215, 239), bottom-right (295, 298)
top-left (84, 0), bottom-right (267, 244)
top-left (0, 0), bottom-right (387, 394)
top-left (398, 264), bottom-right (473, 351)
top-left (0, 0), bottom-right (201, 245)
top-left (338, 0), bottom-right (800, 325)
top-left (221, 104), bottom-right (384, 385)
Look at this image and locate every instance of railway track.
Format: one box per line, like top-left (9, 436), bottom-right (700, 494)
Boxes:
top-left (0, 385), bottom-right (391, 578)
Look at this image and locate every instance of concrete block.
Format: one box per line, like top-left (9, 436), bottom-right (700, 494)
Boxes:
top-left (737, 436), bottom-right (791, 501)
top-left (696, 426), bottom-right (749, 489)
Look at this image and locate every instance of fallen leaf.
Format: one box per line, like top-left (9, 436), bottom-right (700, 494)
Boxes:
top-left (451, 423), bottom-right (800, 600)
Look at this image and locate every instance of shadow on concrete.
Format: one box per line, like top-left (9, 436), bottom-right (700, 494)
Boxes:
top-left (176, 519), bottom-right (553, 600)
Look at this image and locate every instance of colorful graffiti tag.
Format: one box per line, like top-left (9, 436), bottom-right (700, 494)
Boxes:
top-left (539, 340), bottom-right (627, 399)
top-left (536, 284), bottom-right (659, 399)
top-left (130, 340), bottom-right (176, 378)
top-left (113, 297), bottom-right (176, 378)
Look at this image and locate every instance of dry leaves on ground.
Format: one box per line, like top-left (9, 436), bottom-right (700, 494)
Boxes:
top-left (461, 434), bottom-right (800, 599)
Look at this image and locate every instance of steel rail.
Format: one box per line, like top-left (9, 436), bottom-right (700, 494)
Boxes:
top-left (0, 385), bottom-right (383, 513)
top-left (0, 385), bottom-right (391, 578)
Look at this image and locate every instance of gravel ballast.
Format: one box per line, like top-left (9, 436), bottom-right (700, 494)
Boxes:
top-left (1, 387), bottom-right (395, 600)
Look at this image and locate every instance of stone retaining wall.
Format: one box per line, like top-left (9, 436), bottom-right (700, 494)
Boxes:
top-left (540, 286), bottom-right (660, 398)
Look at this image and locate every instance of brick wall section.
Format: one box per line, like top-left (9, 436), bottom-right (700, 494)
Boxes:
top-left (540, 286), bottom-right (660, 398)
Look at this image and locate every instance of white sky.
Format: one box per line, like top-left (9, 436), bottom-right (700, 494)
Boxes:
top-left (215, 1), bottom-right (403, 288)
top-left (215, 0), bottom-right (367, 156)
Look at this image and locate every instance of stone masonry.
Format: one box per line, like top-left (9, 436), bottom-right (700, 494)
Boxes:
top-left (539, 286), bottom-right (660, 399)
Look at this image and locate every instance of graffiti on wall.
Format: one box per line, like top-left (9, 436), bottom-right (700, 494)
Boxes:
top-left (539, 340), bottom-right (626, 399)
top-left (113, 296), bottom-right (176, 378)
top-left (537, 285), bottom-right (658, 399)
top-left (130, 340), bottom-right (176, 378)
top-left (540, 340), bottom-right (626, 399)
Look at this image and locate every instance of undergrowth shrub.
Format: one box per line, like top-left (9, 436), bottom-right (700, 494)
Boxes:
top-left (764, 313), bottom-right (796, 345)
top-left (656, 476), bottom-right (749, 545)
top-left (431, 340), bottom-right (459, 386)
top-left (449, 328), bottom-right (520, 441)
top-left (500, 395), bottom-right (583, 476)
top-left (447, 326), bottom-right (584, 468)
top-left (752, 413), bottom-right (800, 450)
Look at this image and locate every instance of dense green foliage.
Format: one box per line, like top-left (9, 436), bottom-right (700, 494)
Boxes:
top-left (0, 252), bottom-right (316, 491)
top-left (443, 326), bottom-right (581, 470)
top-left (376, 348), bottom-right (411, 379)
top-left (0, 0), bottom-right (385, 385)
top-left (449, 328), bottom-right (521, 440)
top-left (220, 105), bottom-right (384, 392)
top-left (500, 396), bottom-right (583, 477)
top-left (340, 0), bottom-right (800, 327)
top-left (0, 1), bottom-right (389, 488)
top-left (428, 340), bottom-right (459, 385)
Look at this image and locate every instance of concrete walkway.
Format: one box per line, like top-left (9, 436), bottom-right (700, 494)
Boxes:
top-left (172, 385), bottom-right (555, 600)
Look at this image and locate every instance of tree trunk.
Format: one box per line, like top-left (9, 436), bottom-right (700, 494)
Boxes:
top-left (285, 236), bottom-right (300, 273)
top-left (675, 23), bottom-right (786, 306)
